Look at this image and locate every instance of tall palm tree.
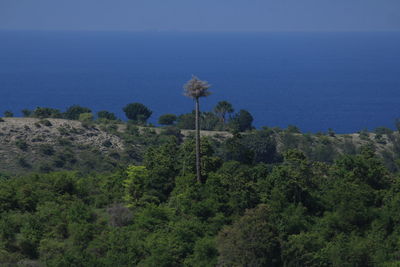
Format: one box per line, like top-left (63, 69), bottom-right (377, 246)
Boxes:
top-left (184, 76), bottom-right (211, 184)
top-left (214, 101), bottom-right (234, 124)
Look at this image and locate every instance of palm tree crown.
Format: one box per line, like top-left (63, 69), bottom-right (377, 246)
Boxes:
top-left (184, 76), bottom-right (211, 99)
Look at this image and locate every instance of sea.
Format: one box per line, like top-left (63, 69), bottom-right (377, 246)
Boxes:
top-left (1, 31), bottom-right (400, 133)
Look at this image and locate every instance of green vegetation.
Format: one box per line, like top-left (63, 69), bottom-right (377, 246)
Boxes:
top-left (97, 110), bottom-right (117, 121)
top-left (2, 140), bottom-right (400, 266)
top-left (3, 110), bottom-right (13, 117)
top-left (3, 85), bottom-right (400, 265)
top-left (64, 105), bottom-right (92, 120)
top-left (214, 100), bottom-right (234, 124)
top-left (158, 113), bottom-right (177, 125)
top-left (33, 107), bottom-right (63, 119)
top-left (123, 103), bottom-right (152, 124)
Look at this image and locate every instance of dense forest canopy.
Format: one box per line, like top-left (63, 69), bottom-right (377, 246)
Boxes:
top-left (2, 99), bottom-right (400, 266)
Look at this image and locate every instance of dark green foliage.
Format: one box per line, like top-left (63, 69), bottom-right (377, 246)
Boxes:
top-left (15, 140), bottom-right (28, 151)
top-left (32, 107), bottom-right (62, 119)
top-left (97, 110), bottom-right (117, 121)
top-left (229, 109), bottom-right (254, 132)
top-left (3, 112), bottom-right (400, 266)
top-left (102, 140), bottom-right (112, 148)
top-left (222, 134), bottom-right (254, 164)
top-left (359, 129), bottom-right (370, 141)
top-left (123, 102), bottom-right (152, 124)
top-left (241, 130), bottom-right (281, 164)
top-left (374, 126), bottom-right (393, 135)
top-left (158, 113), bottom-right (177, 125)
top-left (214, 100), bottom-right (234, 124)
top-left (21, 109), bottom-right (32, 117)
top-left (176, 112), bottom-right (195, 129)
top-left (64, 105), bottom-right (92, 120)
top-left (201, 112), bottom-right (220, 131)
top-left (217, 204), bottom-right (281, 266)
top-left (3, 110), bottom-right (13, 117)
top-left (287, 124), bottom-right (301, 133)
top-left (18, 157), bottom-right (31, 168)
top-left (38, 144), bottom-right (55, 156)
top-left (38, 119), bottom-right (52, 127)
top-left (176, 111), bottom-right (224, 131)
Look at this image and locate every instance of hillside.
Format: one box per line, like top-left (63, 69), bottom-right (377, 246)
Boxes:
top-left (2, 117), bottom-right (400, 266)
top-left (0, 118), bottom-right (232, 174)
top-left (1, 117), bottom-right (399, 174)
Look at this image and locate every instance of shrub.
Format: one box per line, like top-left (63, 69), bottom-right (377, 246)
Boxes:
top-left (3, 111), bottom-right (13, 117)
top-left (358, 129), bottom-right (370, 141)
top-left (21, 109), bottom-right (32, 117)
top-left (52, 156), bottom-right (66, 168)
top-left (39, 119), bottom-right (52, 127)
top-left (106, 203), bottom-right (133, 227)
top-left (97, 110), bottom-right (117, 121)
top-left (160, 126), bottom-right (183, 140)
top-left (57, 138), bottom-right (72, 146)
top-left (79, 113), bottom-right (93, 122)
top-left (18, 157), bottom-right (31, 168)
top-left (176, 112), bottom-right (195, 130)
top-left (287, 125), bottom-right (301, 134)
top-left (33, 107), bottom-right (62, 118)
top-left (39, 144), bottom-right (55, 156)
top-left (374, 134), bottom-right (387, 145)
top-left (15, 140), bottom-right (28, 151)
top-left (158, 114), bottom-right (177, 125)
top-left (64, 105), bottom-right (91, 120)
top-left (374, 127), bottom-right (393, 135)
top-left (328, 128), bottom-right (336, 137)
top-left (39, 163), bottom-right (53, 173)
top-left (109, 151), bottom-right (121, 160)
top-left (102, 140), bottom-right (113, 148)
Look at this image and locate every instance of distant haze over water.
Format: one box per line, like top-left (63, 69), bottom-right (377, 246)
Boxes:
top-left (1, 31), bottom-right (400, 133)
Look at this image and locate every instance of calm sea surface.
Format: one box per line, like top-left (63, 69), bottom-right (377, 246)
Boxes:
top-left (1, 31), bottom-right (400, 133)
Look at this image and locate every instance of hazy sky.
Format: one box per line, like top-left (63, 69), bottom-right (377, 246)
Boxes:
top-left (1, 0), bottom-right (400, 32)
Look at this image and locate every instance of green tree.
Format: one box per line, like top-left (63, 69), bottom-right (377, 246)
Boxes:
top-left (78, 113), bottom-right (93, 122)
top-left (64, 105), bottom-right (91, 120)
top-left (123, 103), bottom-right (152, 124)
top-left (158, 114), bottom-right (177, 125)
top-left (21, 109), bottom-right (32, 117)
top-left (184, 76), bottom-right (212, 184)
top-left (144, 139), bottom-right (180, 201)
top-left (230, 109), bottom-right (254, 132)
top-left (176, 112), bottom-right (195, 129)
top-left (3, 111), bottom-right (13, 117)
top-left (33, 107), bottom-right (62, 119)
top-left (214, 101), bottom-right (234, 124)
top-left (200, 112), bottom-right (220, 131)
top-left (217, 204), bottom-right (281, 266)
top-left (97, 110), bottom-right (117, 120)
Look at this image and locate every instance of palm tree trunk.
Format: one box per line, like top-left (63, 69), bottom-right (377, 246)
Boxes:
top-left (195, 97), bottom-right (202, 183)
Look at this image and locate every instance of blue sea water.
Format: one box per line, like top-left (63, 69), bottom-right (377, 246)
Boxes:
top-left (1, 31), bottom-right (400, 133)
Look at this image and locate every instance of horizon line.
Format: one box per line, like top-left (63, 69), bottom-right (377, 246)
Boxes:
top-left (1, 29), bottom-right (400, 34)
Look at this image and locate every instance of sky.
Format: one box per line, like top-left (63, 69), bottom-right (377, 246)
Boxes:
top-left (1, 0), bottom-right (400, 32)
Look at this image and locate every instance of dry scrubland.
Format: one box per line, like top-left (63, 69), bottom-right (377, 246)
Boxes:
top-left (0, 117), bottom-right (398, 174)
